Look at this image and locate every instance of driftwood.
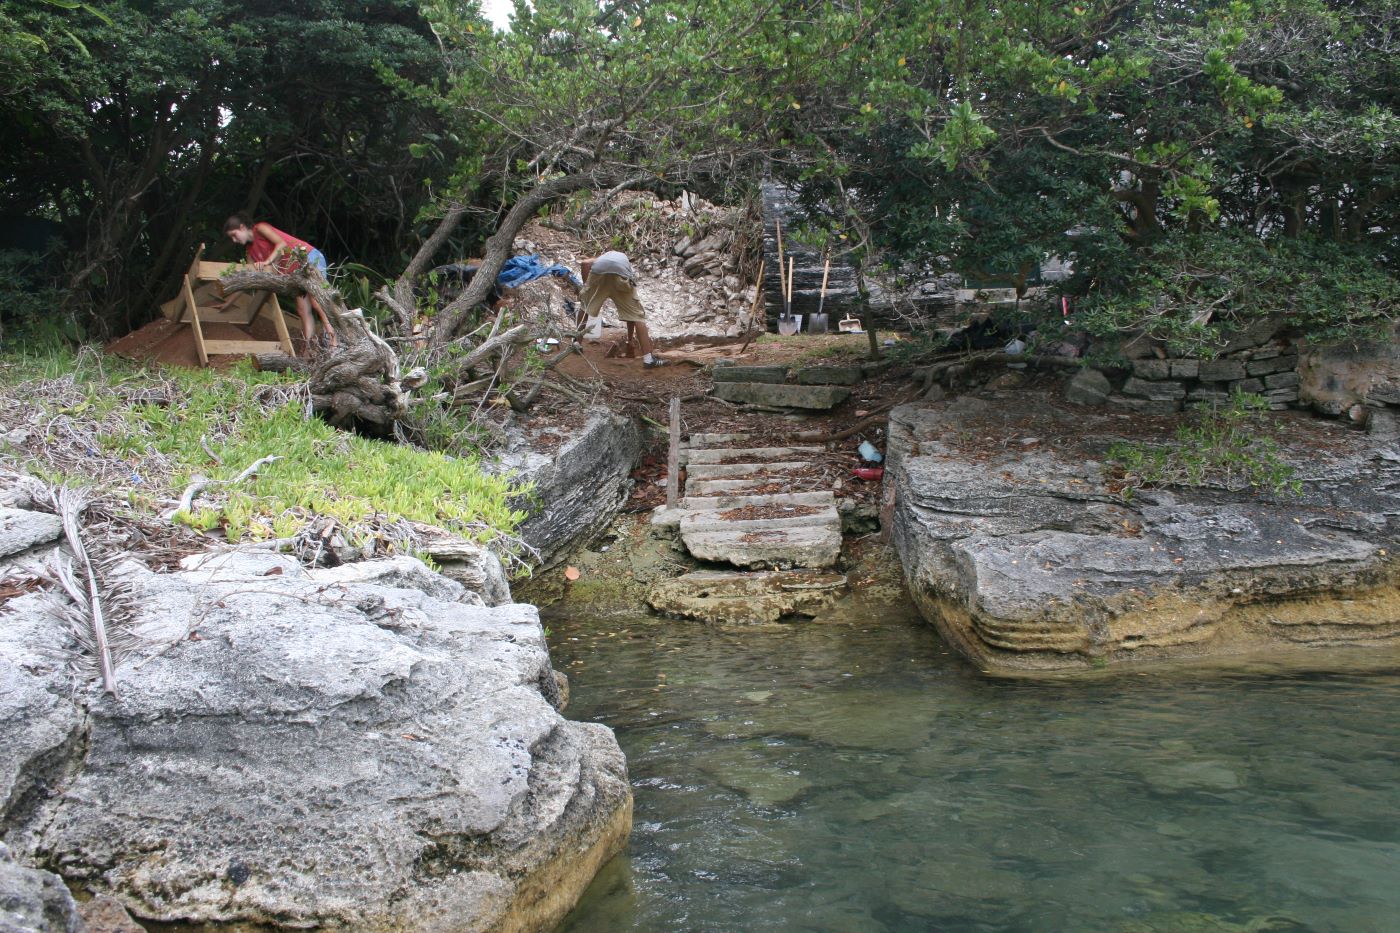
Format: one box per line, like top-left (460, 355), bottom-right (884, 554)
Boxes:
top-left (221, 266), bottom-right (407, 435)
top-left (255, 352), bottom-right (309, 374)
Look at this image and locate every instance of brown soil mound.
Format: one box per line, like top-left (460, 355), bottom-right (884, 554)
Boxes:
top-left (107, 312), bottom-right (300, 369)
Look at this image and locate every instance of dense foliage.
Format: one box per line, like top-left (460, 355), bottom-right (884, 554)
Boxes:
top-left (1, 0), bottom-right (1396, 351)
top-left (1, 0), bottom-right (447, 338)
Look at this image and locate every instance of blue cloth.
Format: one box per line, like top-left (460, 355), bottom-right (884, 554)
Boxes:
top-left (497, 254), bottom-right (582, 289)
top-left (306, 248), bottom-right (328, 275)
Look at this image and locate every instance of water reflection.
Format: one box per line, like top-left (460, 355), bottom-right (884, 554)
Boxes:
top-left (548, 608), bottom-right (1400, 932)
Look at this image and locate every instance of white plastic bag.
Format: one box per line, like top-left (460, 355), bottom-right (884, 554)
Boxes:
top-left (585, 314), bottom-right (604, 340)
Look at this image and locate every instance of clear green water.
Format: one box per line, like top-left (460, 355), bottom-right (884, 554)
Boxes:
top-left (547, 603), bottom-right (1400, 933)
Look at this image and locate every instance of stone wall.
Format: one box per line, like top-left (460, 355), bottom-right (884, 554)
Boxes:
top-left (1066, 343), bottom-right (1301, 414)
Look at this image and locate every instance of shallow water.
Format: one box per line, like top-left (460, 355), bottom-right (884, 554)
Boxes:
top-left (546, 604), bottom-right (1400, 933)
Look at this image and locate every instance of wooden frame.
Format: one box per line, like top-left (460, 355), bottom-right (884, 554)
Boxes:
top-left (163, 244), bottom-right (296, 365)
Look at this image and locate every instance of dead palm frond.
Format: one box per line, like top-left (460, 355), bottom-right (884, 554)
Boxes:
top-left (46, 486), bottom-right (138, 698)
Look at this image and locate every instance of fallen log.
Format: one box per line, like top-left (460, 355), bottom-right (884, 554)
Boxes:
top-left (220, 266), bottom-right (407, 435)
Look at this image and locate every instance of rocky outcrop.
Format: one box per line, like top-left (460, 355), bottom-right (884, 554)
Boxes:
top-left (0, 844), bottom-right (83, 933)
top-left (492, 408), bottom-right (643, 570)
top-left (1299, 322), bottom-right (1400, 419)
top-left (885, 394), bottom-right (1400, 671)
top-left (1, 548), bottom-right (630, 933)
top-left (647, 570), bottom-right (848, 625)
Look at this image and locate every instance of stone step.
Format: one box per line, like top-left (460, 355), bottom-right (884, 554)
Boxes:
top-left (646, 570), bottom-right (849, 625)
top-left (686, 477), bottom-right (807, 496)
top-left (711, 382), bottom-right (851, 410)
top-left (679, 507), bottom-right (839, 534)
top-left (686, 446), bottom-right (825, 465)
top-left (679, 490), bottom-right (834, 511)
top-left (684, 461), bottom-right (810, 480)
top-left (681, 524), bottom-right (842, 570)
top-left (711, 365), bottom-right (788, 384)
top-left (686, 433), bottom-right (754, 447)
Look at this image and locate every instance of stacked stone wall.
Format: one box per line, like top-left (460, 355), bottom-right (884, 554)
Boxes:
top-left (1103, 344), bottom-right (1301, 414)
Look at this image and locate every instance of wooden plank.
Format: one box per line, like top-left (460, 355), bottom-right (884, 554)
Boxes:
top-left (196, 260), bottom-right (232, 281)
top-left (184, 273), bottom-right (208, 367)
top-left (265, 293), bottom-right (295, 355)
top-left (202, 339), bottom-right (285, 356)
top-left (666, 397), bottom-right (681, 510)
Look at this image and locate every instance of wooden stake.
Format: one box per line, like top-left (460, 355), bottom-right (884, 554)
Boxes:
top-left (666, 397), bottom-right (681, 509)
top-left (739, 259), bottom-right (766, 354)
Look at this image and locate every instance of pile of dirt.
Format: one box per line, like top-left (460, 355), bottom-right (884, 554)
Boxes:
top-left (106, 313), bottom-right (299, 369)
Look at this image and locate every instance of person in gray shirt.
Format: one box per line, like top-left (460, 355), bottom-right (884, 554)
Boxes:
top-left (580, 250), bottom-right (667, 366)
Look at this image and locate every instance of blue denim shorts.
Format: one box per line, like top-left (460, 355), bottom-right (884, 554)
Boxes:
top-left (306, 248), bottom-right (328, 275)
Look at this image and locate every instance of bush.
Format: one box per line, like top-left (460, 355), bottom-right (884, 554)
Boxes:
top-left (1107, 391), bottom-right (1302, 496)
top-left (1075, 233), bottom-right (1400, 357)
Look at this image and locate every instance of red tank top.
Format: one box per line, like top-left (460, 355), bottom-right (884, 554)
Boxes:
top-left (246, 224), bottom-right (315, 273)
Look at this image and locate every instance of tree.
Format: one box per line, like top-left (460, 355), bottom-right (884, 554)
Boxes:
top-left (0, 0), bottom-right (447, 338)
top-left (383, 0), bottom-right (886, 346)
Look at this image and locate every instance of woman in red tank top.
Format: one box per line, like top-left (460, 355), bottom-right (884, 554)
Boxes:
top-left (223, 213), bottom-right (336, 356)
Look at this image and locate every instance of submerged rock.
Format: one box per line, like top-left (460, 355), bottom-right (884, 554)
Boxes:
top-left (2, 553), bottom-right (630, 933)
top-left (647, 569), bottom-right (848, 625)
top-left (885, 393), bottom-right (1400, 671)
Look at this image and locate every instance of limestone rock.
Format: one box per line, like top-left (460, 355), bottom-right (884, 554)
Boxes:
top-left (0, 595), bottom-right (86, 855)
top-left (27, 557), bottom-right (630, 933)
top-left (491, 408), bottom-right (643, 570)
top-left (711, 382), bottom-right (850, 410)
top-left (76, 895), bottom-right (145, 933)
top-left (886, 397), bottom-right (1400, 671)
top-left (1122, 377), bottom-right (1186, 401)
top-left (1197, 360), bottom-right (1247, 383)
top-left (793, 366), bottom-right (863, 386)
top-left (647, 570), bottom-right (848, 625)
top-left (0, 844), bottom-right (83, 933)
top-left (1064, 369), bottom-right (1111, 407)
top-left (0, 508), bottom-right (62, 561)
top-left (711, 365), bottom-right (788, 384)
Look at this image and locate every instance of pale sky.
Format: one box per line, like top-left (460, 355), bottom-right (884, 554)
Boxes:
top-left (480, 0), bottom-right (514, 29)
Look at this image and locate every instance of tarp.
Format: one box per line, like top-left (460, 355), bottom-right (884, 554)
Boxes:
top-left (498, 254), bottom-right (582, 289)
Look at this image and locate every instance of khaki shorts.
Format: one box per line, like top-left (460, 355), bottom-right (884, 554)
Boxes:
top-left (581, 272), bottom-right (646, 323)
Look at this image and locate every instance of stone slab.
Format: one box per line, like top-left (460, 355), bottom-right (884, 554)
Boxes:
top-left (679, 491), bottom-right (834, 511)
top-left (679, 507), bottom-right (840, 534)
top-left (686, 446), bottom-right (825, 464)
top-left (1122, 377), bottom-right (1187, 401)
top-left (1169, 360), bottom-right (1200, 379)
top-left (1198, 360), bottom-right (1247, 382)
top-left (1107, 395), bottom-right (1182, 415)
top-left (647, 570), bottom-right (848, 625)
top-left (793, 366), bottom-right (863, 386)
top-left (1064, 369), bottom-right (1111, 407)
top-left (687, 433), bottom-right (754, 447)
top-left (684, 461), bottom-right (809, 480)
top-left (711, 382), bottom-right (851, 410)
top-left (682, 524), bottom-right (842, 570)
top-left (711, 366), bottom-right (788, 384)
top-left (1131, 359), bottom-right (1171, 380)
top-left (1246, 355), bottom-right (1299, 376)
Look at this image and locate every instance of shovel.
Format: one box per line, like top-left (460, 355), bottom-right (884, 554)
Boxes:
top-left (808, 257), bottom-right (831, 334)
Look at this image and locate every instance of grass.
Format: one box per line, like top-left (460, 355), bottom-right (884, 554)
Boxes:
top-left (1, 346), bottom-right (529, 556)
